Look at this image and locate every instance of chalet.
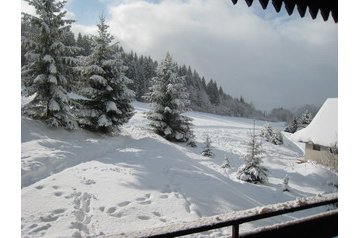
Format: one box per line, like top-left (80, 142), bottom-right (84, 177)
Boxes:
top-left (292, 98), bottom-right (338, 170)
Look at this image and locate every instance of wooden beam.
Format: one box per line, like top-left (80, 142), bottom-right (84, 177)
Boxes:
top-left (284, 0), bottom-right (295, 16)
top-left (245, 0), bottom-right (254, 7)
top-left (320, 8), bottom-right (330, 21)
top-left (331, 8), bottom-right (338, 23)
top-left (296, 1), bottom-right (308, 18)
top-left (259, 0), bottom-right (270, 9)
top-left (308, 4), bottom-right (319, 20)
top-left (232, 224), bottom-right (239, 238)
top-left (272, 0), bottom-right (283, 12)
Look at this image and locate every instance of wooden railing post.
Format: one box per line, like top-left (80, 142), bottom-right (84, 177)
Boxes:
top-left (232, 224), bottom-right (239, 238)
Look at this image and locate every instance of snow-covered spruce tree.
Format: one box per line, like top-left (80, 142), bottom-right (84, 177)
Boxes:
top-left (260, 123), bottom-right (283, 145)
top-left (21, 0), bottom-right (78, 129)
top-left (144, 53), bottom-right (194, 143)
top-left (284, 117), bottom-right (298, 133)
top-left (298, 110), bottom-right (313, 129)
top-left (76, 15), bottom-right (134, 133)
top-left (237, 127), bottom-right (268, 183)
top-left (202, 135), bottom-right (214, 157)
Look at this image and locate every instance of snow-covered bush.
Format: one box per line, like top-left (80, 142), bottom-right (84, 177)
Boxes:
top-left (285, 110), bottom-right (313, 133)
top-left (144, 53), bottom-right (194, 143)
top-left (282, 175), bottom-right (289, 192)
top-left (260, 123), bottom-right (283, 145)
top-left (237, 130), bottom-right (268, 183)
top-left (221, 157), bottom-right (231, 169)
top-left (202, 135), bottom-right (214, 157)
top-left (75, 16), bottom-right (134, 133)
top-left (21, 0), bottom-right (78, 129)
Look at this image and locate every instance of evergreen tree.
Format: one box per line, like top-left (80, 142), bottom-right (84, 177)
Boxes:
top-left (284, 117), bottom-right (298, 133)
top-left (21, 0), bottom-right (78, 129)
top-left (201, 135), bottom-right (214, 157)
top-left (144, 53), bottom-right (194, 143)
top-left (298, 110), bottom-right (313, 129)
top-left (21, 16), bottom-right (34, 67)
top-left (260, 123), bottom-right (283, 145)
top-left (285, 110), bottom-right (313, 133)
top-left (76, 33), bottom-right (92, 56)
top-left (76, 15), bottom-right (134, 133)
top-left (237, 124), bottom-right (268, 183)
top-left (207, 79), bottom-right (220, 105)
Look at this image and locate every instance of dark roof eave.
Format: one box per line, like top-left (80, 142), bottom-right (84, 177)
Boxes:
top-left (231, 0), bottom-right (338, 23)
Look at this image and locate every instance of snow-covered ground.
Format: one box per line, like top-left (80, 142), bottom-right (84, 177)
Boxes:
top-left (21, 101), bottom-right (337, 238)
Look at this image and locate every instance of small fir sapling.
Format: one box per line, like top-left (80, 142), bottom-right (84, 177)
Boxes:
top-left (201, 134), bottom-right (214, 157)
top-left (282, 174), bottom-right (289, 192)
top-left (237, 120), bottom-right (268, 183)
top-left (221, 157), bottom-right (231, 169)
top-left (187, 139), bottom-right (197, 147)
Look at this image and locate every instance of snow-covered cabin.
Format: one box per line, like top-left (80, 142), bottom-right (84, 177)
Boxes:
top-left (292, 98), bottom-right (338, 169)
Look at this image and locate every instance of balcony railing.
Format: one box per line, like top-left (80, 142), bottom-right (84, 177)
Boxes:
top-left (108, 193), bottom-right (338, 238)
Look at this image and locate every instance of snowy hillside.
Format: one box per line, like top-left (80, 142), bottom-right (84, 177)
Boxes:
top-left (21, 102), bottom-right (337, 238)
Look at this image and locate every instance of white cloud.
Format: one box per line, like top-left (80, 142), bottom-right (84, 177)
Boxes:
top-left (71, 24), bottom-right (97, 36)
top-left (103, 0), bottom-right (337, 110)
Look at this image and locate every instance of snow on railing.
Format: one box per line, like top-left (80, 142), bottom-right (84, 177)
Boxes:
top-left (107, 193), bottom-right (337, 238)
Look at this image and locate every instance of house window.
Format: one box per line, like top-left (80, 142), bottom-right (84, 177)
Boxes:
top-left (313, 144), bottom-right (321, 151)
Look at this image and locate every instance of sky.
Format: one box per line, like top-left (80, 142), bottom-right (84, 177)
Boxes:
top-left (21, 0), bottom-right (338, 111)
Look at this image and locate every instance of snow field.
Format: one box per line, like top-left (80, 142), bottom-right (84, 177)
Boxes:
top-left (21, 101), bottom-right (337, 237)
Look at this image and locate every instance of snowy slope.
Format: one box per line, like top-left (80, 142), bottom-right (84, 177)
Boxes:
top-left (21, 102), bottom-right (337, 238)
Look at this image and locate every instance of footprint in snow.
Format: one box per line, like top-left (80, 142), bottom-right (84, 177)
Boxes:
top-left (53, 208), bottom-right (66, 214)
top-left (110, 212), bottom-right (123, 218)
top-left (35, 185), bottom-right (44, 190)
top-left (135, 197), bottom-right (146, 201)
top-left (152, 212), bottom-right (161, 217)
top-left (106, 207), bottom-right (117, 214)
top-left (137, 215), bottom-right (150, 220)
top-left (54, 191), bottom-right (64, 197)
top-left (117, 201), bottom-right (131, 207)
top-left (40, 208), bottom-right (66, 223)
top-left (29, 223), bottom-right (51, 234)
top-left (28, 224), bottom-right (38, 229)
top-left (139, 200), bottom-right (152, 205)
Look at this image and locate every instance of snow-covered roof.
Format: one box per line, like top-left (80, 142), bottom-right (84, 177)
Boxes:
top-left (292, 98), bottom-right (337, 147)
